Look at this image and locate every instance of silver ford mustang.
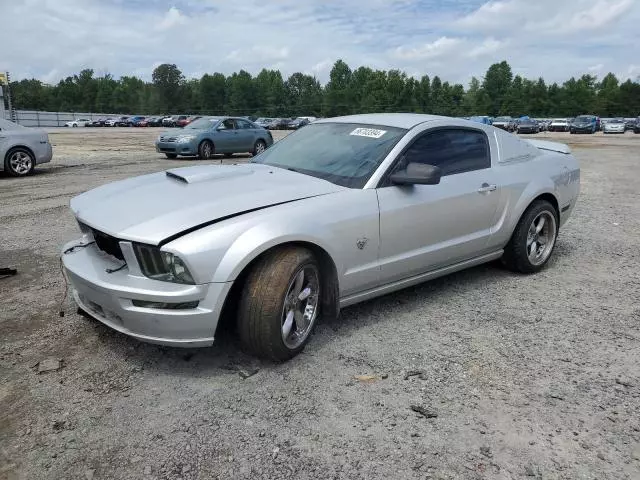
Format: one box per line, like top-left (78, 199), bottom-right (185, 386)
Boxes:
top-left (62, 114), bottom-right (580, 361)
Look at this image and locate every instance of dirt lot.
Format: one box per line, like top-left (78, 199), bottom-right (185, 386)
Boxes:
top-left (1, 127), bottom-right (639, 480)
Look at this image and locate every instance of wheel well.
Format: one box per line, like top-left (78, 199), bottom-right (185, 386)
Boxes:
top-left (215, 241), bottom-right (340, 337)
top-left (532, 193), bottom-right (559, 219)
top-left (5, 145), bottom-right (35, 163)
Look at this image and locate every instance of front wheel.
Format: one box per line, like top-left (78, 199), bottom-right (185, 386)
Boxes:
top-left (502, 200), bottom-right (559, 273)
top-left (5, 148), bottom-right (35, 177)
top-left (198, 140), bottom-right (214, 160)
top-left (253, 140), bottom-right (267, 156)
top-left (237, 247), bottom-right (321, 361)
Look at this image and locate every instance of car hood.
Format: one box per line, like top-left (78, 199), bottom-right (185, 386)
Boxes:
top-left (70, 163), bottom-right (344, 245)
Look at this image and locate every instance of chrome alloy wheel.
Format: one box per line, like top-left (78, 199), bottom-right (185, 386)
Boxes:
top-left (527, 211), bottom-right (557, 266)
top-left (281, 265), bottom-right (320, 349)
top-left (255, 142), bottom-right (266, 154)
top-left (201, 142), bottom-right (212, 158)
top-left (9, 151), bottom-right (33, 175)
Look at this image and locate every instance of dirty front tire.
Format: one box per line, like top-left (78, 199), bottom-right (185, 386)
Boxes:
top-left (502, 200), bottom-right (559, 274)
top-left (237, 247), bottom-right (321, 361)
top-left (165, 153), bottom-right (177, 159)
top-left (198, 140), bottom-right (214, 160)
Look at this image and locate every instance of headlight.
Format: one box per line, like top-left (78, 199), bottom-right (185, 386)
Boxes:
top-left (176, 135), bottom-right (196, 143)
top-left (133, 244), bottom-right (195, 284)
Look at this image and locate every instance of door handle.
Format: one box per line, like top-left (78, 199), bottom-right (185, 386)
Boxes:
top-left (478, 183), bottom-right (497, 193)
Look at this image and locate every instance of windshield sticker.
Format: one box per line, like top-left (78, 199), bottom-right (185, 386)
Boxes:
top-left (350, 127), bottom-right (387, 139)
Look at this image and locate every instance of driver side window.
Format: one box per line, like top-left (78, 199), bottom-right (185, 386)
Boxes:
top-left (393, 128), bottom-right (490, 178)
top-left (220, 119), bottom-right (236, 130)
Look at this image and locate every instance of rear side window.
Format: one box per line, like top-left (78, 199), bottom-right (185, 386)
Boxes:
top-left (400, 128), bottom-right (490, 176)
top-left (236, 119), bottom-right (253, 129)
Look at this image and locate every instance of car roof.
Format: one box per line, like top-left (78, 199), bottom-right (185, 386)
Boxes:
top-left (315, 113), bottom-right (448, 129)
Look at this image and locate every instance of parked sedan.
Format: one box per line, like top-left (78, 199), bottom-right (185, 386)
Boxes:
top-left (570, 115), bottom-right (597, 134)
top-left (603, 119), bottom-right (626, 134)
top-left (0, 118), bottom-right (53, 177)
top-left (286, 118), bottom-right (309, 129)
top-left (267, 118), bottom-right (290, 130)
top-left (63, 113), bottom-right (580, 361)
top-left (548, 119), bottom-right (570, 132)
top-left (492, 116), bottom-right (516, 132)
top-left (253, 118), bottom-right (273, 129)
top-left (517, 119), bottom-right (540, 134)
top-left (65, 118), bottom-right (91, 128)
top-left (155, 116), bottom-right (274, 159)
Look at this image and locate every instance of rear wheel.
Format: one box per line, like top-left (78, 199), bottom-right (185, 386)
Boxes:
top-left (502, 200), bottom-right (559, 273)
top-left (253, 140), bottom-right (267, 156)
top-left (165, 153), bottom-right (177, 159)
top-left (237, 247), bottom-right (321, 361)
top-left (5, 148), bottom-right (35, 177)
top-left (198, 140), bottom-right (214, 160)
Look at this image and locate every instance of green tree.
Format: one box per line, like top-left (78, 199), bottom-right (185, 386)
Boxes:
top-left (200, 73), bottom-right (227, 114)
top-left (324, 60), bottom-right (353, 116)
top-left (152, 64), bottom-right (184, 112)
top-left (482, 61), bottom-right (513, 116)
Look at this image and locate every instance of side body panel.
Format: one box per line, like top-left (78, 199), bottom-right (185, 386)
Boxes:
top-left (165, 189), bottom-right (382, 297)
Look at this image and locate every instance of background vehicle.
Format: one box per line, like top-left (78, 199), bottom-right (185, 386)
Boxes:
top-left (634, 119), bottom-right (640, 133)
top-left (129, 116), bottom-right (147, 127)
top-left (268, 118), bottom-right (290, 130)
top-left (603, 119), bottom-right (626, 134)
top-left (517, 119), bottom-right (540, 134)
top-left (104, 117), bottom-right (124, 127)
top-left (87, 118), bottom-right (107, 127)
top-left (176, 115), bottom-right (192, 128)
top-left (67, 113), bottom-right (579, 361)
top-left (548, 119), bottom-right (570, 132)
top-left (286, 118), bottom-right (309, 129)
top-left (155, 116), bottom-right (273, 159)
top-left (570, 115), bottom-right (597, 134)
top-left (65, 118), bottom-right (90, 128)
top-left (492, 116), bottom-right (516, 132)
top-left (625, 118), bottom-right (638, 131)
top-left (469, 116), bottom-right (492, 125)
top-left (146, 117), bottom-right (164, 127)
top-left (115, 116), bottom-right (131, 127)
top-left (0, 118), bottom-right (53, 177)
top-left (254, 118), bottom-right (273, 129)
top-left (162, 116), bottom-right (179, 127)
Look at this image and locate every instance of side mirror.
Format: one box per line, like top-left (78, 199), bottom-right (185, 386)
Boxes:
top-left (389, 163), bottom-right (442, 186)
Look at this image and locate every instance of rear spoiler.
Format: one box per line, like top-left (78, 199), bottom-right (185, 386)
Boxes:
top-left (526, 139), bottom-right (571, 154)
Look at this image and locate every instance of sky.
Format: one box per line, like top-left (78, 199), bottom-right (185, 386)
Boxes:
top-left (2, 0), bottom-right (639, 86)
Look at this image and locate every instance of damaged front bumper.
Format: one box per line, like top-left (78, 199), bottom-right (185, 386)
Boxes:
top-left (61, 239), bottom-right (231, 347)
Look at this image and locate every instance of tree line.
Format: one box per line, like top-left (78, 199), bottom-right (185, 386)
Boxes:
top-left (8, 60), bottom-right (640, 118)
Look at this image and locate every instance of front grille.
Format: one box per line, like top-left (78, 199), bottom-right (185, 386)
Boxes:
top-left (90, 228), bottom-right (124, 260)
top-left (160, 136), bottom-right (177, 142)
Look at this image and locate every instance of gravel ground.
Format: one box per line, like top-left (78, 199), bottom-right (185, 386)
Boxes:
top-left (1, 127), bottom-right (639, 480)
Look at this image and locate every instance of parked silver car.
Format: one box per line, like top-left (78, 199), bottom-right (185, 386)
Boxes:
top-left (1, 119), bottom-right (53, 177)
top-left (62, 114), bottom-right (580, 360)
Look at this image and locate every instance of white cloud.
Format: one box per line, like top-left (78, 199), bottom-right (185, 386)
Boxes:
top-left (1, 0), bottom-right (638, 87)
top-left (393, 37), bottom-right (462, 60)
top-left (157, 7), bottom-right (188, 31)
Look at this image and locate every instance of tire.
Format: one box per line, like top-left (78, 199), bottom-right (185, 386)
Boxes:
top-left (72, 124), bottom-right (77, 128)
top-left (198, 140), bottom-right (214, 160)
top-left (165, 153), bottom-right (178, 159)
top-left (5, 148), bottom-right (35, 177)
top-left (502, 200), bottom-right (559, 274)
top-left (237, 247), bottom-right (321, 361)
top-left (253, 140), bottom-right (267, 156)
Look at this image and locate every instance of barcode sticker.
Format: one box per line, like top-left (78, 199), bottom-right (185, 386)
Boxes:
top-left (350, 128), bottom-right (387, 139)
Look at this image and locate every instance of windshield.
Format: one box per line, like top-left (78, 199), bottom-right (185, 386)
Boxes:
top-left (609, 119), bottom-right (623, 124)
top-left (184, 117), bottom-right (220, 129)
top-left (251, 123), bottom-right (406, 188)
top-left (574, 116), bottom-right (592, 122)
top-left (495, 117), bottom-right (511, 122)
top-left (553, 119), bottom-right (566, 122)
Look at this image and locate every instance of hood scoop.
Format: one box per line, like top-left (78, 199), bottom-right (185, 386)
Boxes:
top-left (165, 165), bottom-right (254, 184)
